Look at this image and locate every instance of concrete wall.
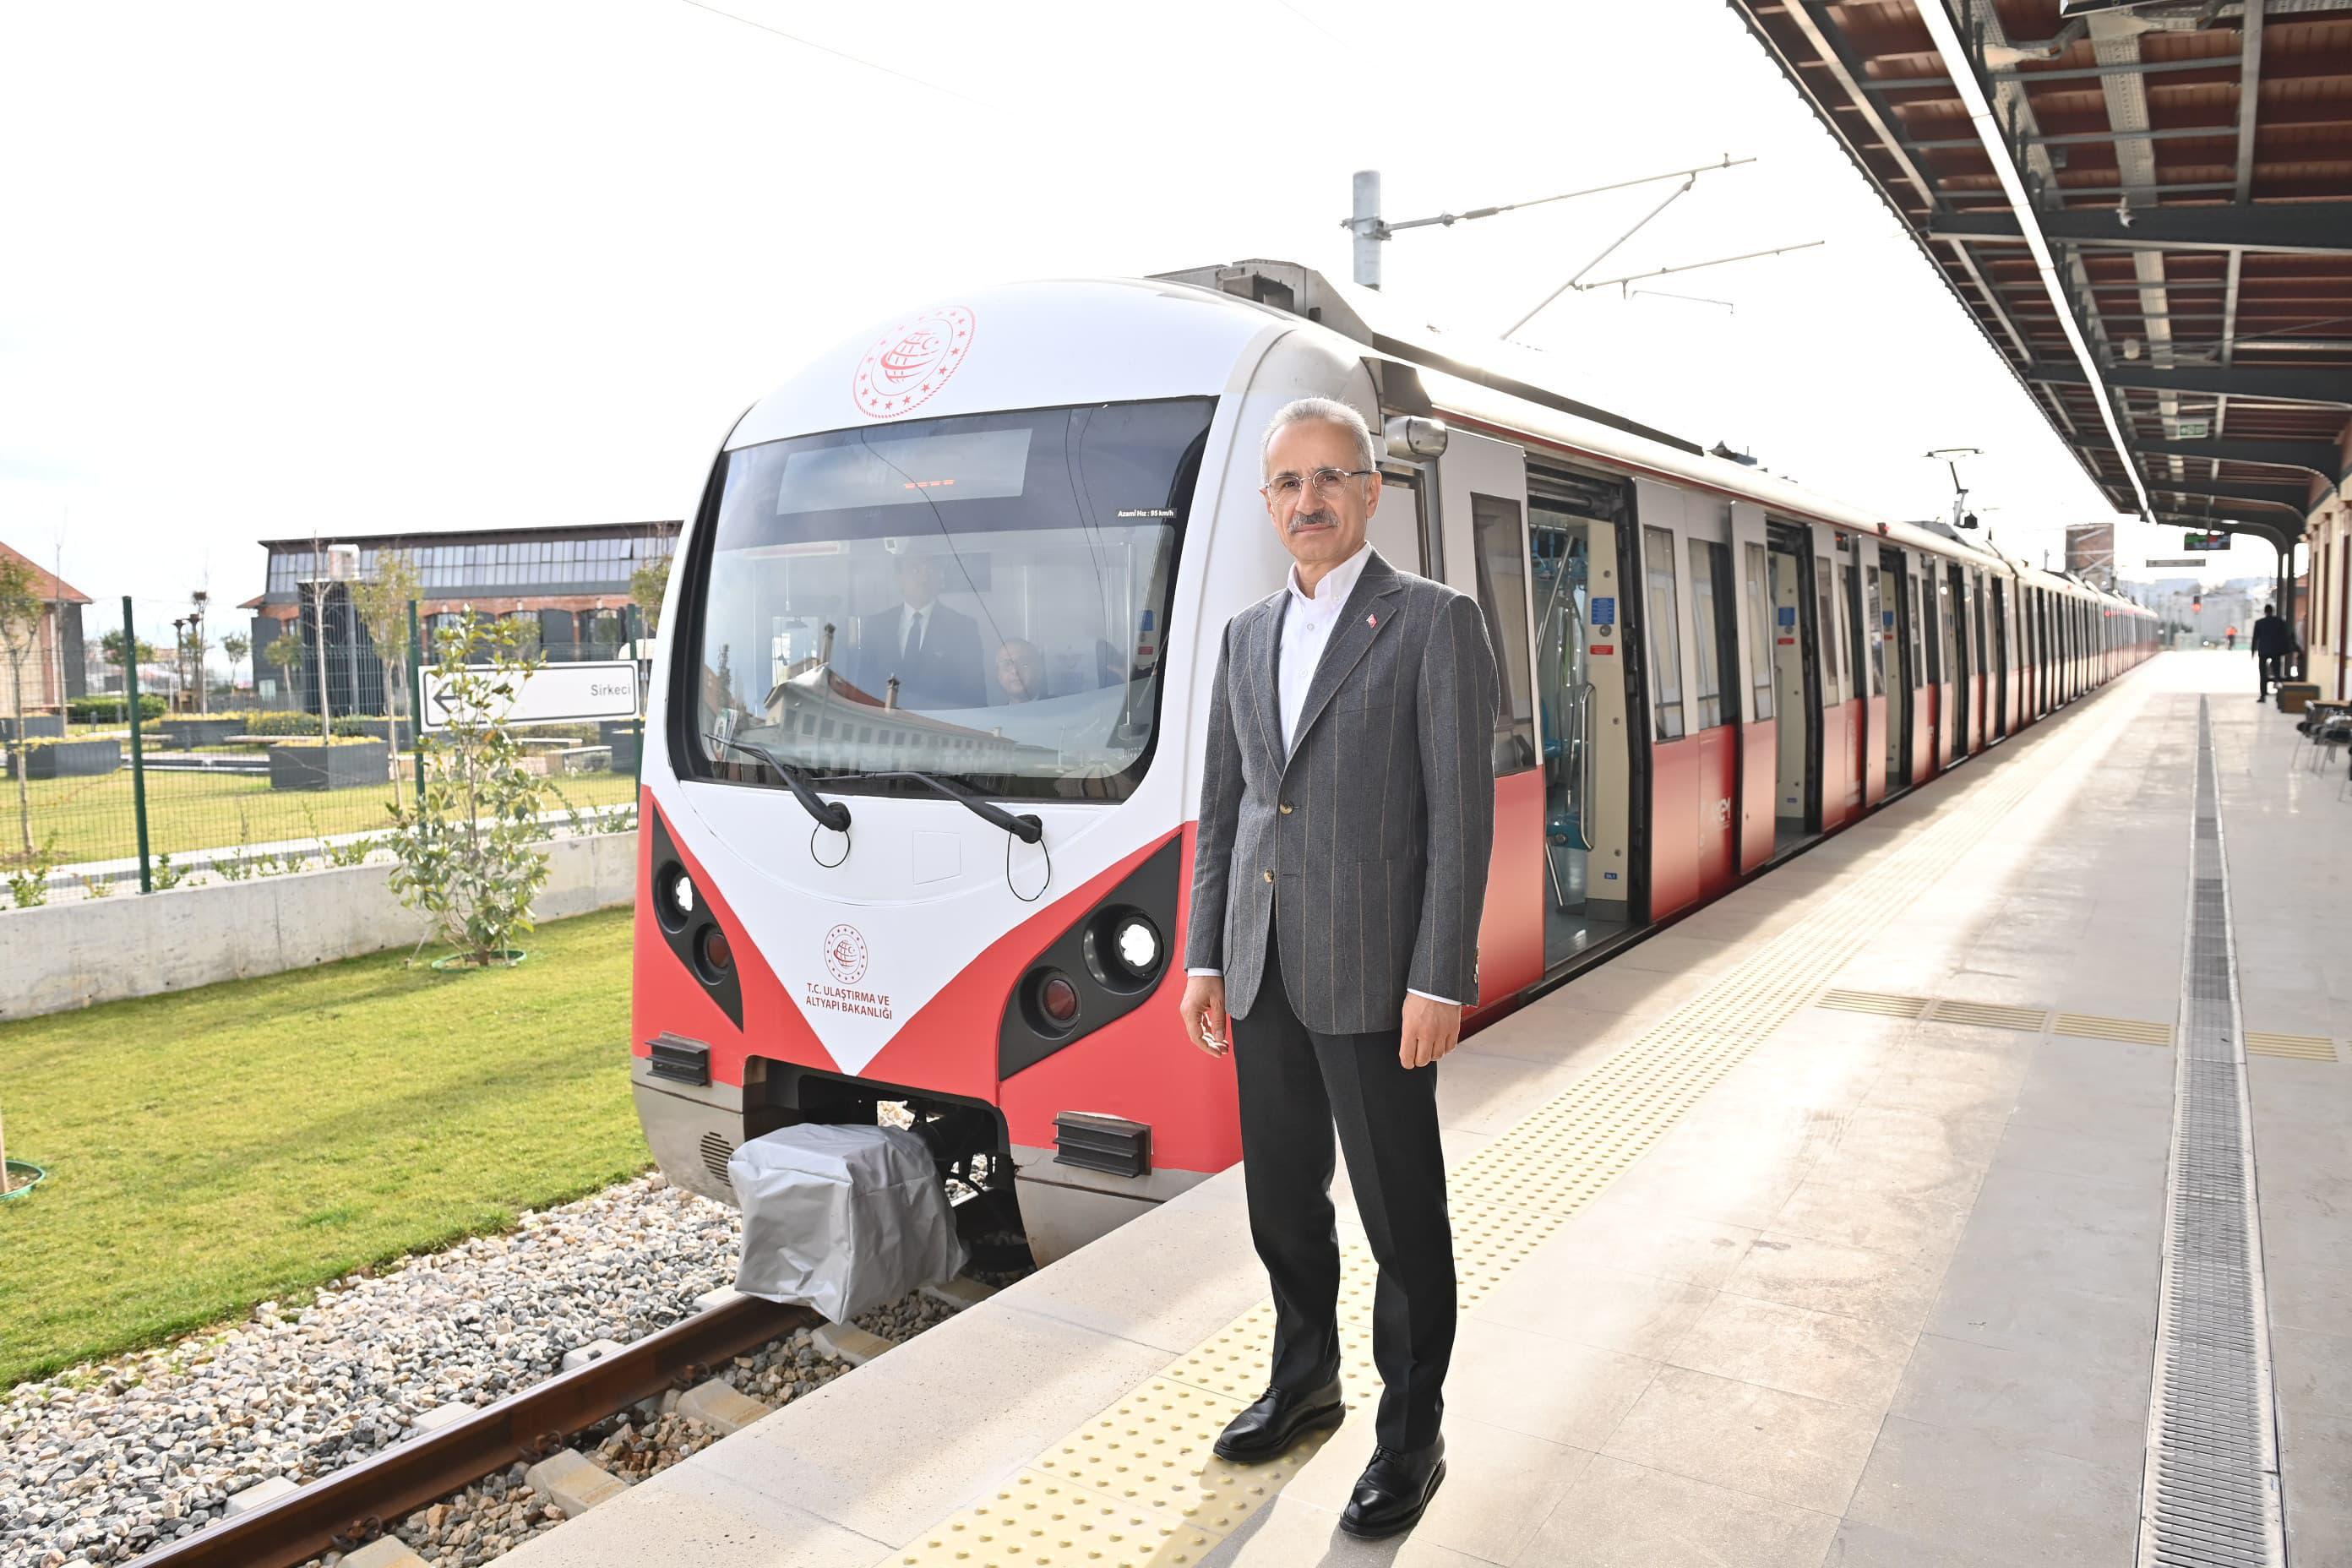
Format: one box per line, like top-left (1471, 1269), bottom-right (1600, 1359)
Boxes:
top-left (0, 830), bottom-right (638, 1021)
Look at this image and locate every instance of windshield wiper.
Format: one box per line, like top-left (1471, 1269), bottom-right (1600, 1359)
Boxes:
top-left (705, 735), bottom-right (852, 833)
top-left (868, 770), bottom-right (1043, 844)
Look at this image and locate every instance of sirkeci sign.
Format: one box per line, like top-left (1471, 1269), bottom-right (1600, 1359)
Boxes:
top-left (422, 661), bottom-right (641, 731)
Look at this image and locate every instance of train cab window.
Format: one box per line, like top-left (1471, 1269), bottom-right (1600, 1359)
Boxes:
top-left (680, 396), bottom-right (1211, 803)
top-left (1471, 495), bottom-right (1538, 773)
top-left (1644, 525), bottom-right (1686, 739)
top-left (1742, 541), bottom-right (1774, 721)
top-left (1815, 557), bottom-right (1843, 706)
top-left (1370, 471), bottom-right (1425, 574)
top-left (1686, 538), bottom-right (1729, 729)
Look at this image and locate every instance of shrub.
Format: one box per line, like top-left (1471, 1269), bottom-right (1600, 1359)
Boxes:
top-left (68, 694), bottom-right (167, 724)
top-left (385, 614), bottom-right (554, 967)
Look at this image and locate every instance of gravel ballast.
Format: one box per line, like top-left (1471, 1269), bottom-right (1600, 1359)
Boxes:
top-left (0, 1172), bottom-right (1015, 1568)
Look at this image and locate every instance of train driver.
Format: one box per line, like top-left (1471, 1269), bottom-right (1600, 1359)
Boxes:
top-left (847, 551), bottom-right (986, 710)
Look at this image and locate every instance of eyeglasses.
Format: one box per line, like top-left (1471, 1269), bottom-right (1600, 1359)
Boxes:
top-left (1261, 467), bottom-right (1375, 501)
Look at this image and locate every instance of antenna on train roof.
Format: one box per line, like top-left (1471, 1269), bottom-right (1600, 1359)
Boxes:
top-left (1342, 156), bottom-right (1756, 291)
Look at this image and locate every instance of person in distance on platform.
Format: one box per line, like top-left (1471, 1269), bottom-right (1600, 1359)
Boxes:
top-left (1177, 396), bottom-right (1498, 1542)
top-left (2251, 604), bottom-right (2292, 701)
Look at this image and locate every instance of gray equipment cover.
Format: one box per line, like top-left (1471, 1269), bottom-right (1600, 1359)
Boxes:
top-left (728, 1124), bottom-right (967, 1321)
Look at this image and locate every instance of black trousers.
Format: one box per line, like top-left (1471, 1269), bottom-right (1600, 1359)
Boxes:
top-left (1232, 936), bottom-right (1456, 1452)
top-left (2259, 653), bottom-right (2283, 696)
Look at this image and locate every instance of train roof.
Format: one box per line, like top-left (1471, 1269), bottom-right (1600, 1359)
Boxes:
top-left (726, 261), bottom-right (2145, 613)
top-left (1154, 261), bottom-right (2144, 613)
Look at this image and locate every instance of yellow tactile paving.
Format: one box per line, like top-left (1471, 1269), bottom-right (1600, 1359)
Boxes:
top-left (1031, 1378), bottom-right (1323, 1534)
top-left (1926, 999), bottom-right (2050, 1032)
top-left (869, 689), bottom-right (2146, 1566)
top-left (2055, 1012), bottom-right (2176, 1048)
top-left (2245, 1031), bottom-right (2339, 1062)
top-left (890, 1467), bottom-right (1224, 1568)
top-left (1816, 988), bottom-right (1934, 1019)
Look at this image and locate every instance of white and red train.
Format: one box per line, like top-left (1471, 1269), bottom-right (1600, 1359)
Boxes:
top-left (632, 260), bottom-right (2156, 1260)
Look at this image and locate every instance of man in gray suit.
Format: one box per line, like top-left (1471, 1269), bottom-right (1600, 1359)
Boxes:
top-left (1178, 396), bottom-right (1498, 1540)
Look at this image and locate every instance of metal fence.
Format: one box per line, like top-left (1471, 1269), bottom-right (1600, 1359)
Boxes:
top-left (0, 596), bottom-right (645, 904)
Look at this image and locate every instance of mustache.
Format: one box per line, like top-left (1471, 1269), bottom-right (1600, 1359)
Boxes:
top-left (1288, 509), bottom-right (1339, 531)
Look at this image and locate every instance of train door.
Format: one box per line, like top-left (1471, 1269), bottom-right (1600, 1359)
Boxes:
top-left (1937, 564), bottom-right (1961, 767)
top-left (1919, 565), bottom-right (1946, 780)
top-left (1859, 554), bottom-right (1889, 805)
top-left (1990, 579), bottom-right (2012, 738)
top-left (1767, 522), bottom-right (1820, 852)
top-left (1881, 548), bottom-right (1913, 792)
top-left (1435, 430), bottom-right (1544, 1003)
top-left (1527, 480), bottom-right (1635, 966)
top-left (1816, 545), bottom-right (1855, 825)
top-left (1968, 569), bottom-right (1990, 752)
top-left (1837, 548), bottom-right (1870, 813)
top-left (1730, 506), bottom-right (1777, 874)
top-left (1685, 520), bottom-right (1741, 899)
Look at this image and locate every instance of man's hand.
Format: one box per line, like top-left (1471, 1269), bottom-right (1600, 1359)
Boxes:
top-left (1400, 994), bottom-right (1463, 1070)
top-left (1179, 974), bottom-right (1230, 1058)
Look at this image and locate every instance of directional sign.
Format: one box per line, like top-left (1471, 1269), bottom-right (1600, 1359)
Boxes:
top-left (422, 661), bottom-right (640, 732)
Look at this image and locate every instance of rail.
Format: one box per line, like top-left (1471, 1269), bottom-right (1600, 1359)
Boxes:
top-left (133, 1294), bottom-right (818, 1568)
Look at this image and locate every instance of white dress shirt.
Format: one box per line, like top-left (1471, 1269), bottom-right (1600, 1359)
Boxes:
top-left (899, 604), bottom-right (929, 659)
top-left (1191, 542), bottom-right (1457, 1009)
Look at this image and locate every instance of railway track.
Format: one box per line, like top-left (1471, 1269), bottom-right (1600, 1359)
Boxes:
top-left (130, 1294), bottom-right (819, 1568)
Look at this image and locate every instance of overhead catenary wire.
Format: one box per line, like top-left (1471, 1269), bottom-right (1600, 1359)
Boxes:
top-left (673, 0), bottom-right (979, 105)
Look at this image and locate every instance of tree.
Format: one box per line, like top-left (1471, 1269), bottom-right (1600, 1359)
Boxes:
top-left (100, 628), bottom-right (160, 672)
top-left (0, 558), bottom-right (42, 860)
top-left (261, 629), bottom-right (312, 725)
top-left (222, 633), bottom-right (250, 694)
top-left (384, 612), bottom-right (555, 967)
top-left (630, 556), bottom-right (670, 637)
top-left (351, 551), bottom-right (421, 780)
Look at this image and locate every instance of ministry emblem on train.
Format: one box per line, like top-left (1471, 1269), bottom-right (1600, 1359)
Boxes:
top-left (852, 306), bottom-right (975, 418)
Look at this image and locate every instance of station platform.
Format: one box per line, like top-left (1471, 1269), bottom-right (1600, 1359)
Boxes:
top-left (508, 651), bottom-right (2349, 1568)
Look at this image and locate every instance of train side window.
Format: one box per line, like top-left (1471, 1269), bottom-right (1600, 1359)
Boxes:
top-left (1742, 541), bottom-right (1774, 721)
top-left (1644, 525), bottom-right (1686, 740)
top-left (1370, 472), bottom-right (1425, 574)
top-left (1686, 537), bottom-right (1729, 729)
top-left (1815, 557), bottom-right (1842, 706)
top-left (1470, 494), bottom-right (1538, 773)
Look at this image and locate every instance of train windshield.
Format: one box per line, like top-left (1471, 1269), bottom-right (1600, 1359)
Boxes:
top-left (683, 398), bottom-right (1211, 802)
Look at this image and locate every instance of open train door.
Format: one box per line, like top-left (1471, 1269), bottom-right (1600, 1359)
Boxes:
top-left (1766, 520), bottom-right (1821, 854)
top-left (1522, 468), bottom-right (1637, 968)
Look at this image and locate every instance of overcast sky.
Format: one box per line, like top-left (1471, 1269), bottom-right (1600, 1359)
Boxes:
top-left (0, 0), bottom-right (2283, 642)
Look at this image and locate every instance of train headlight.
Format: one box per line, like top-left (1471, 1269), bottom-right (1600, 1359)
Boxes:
top-left (656, 863), bottom-right (695, 934)
top-left (1113, 915), bottom-right (1160, 977)
top-left (1081, 906), bottom-right (1165, 994)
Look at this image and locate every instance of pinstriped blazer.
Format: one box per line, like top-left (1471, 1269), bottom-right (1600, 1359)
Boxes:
top-left (1185, 548), bottom-right (1500, 1035)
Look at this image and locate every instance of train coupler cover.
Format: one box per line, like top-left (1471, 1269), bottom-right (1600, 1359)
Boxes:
top-left (729, 1124), bottom-right (969, 1320)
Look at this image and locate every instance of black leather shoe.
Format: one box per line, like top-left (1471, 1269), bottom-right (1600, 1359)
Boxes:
top-left (1338, 1437), bottom-right (1446, 1539)
top-left (1211, 1376), bottom-right (1344, 1463)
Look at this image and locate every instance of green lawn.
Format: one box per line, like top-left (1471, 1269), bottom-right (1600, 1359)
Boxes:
top-left (1, 768), bottom-right (636, 868)
top-left (0, 907), bottom-right (647, 1388)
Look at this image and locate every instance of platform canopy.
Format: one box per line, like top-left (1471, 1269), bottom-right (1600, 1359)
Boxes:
top-left (1724, 0), bottom-right (2352, 554)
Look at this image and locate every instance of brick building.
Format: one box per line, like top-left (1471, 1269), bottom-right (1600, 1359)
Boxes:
top-left (0, 539), bottom-right (91, 718)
